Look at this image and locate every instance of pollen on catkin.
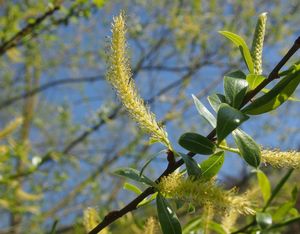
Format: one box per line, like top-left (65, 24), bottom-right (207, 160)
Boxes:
top-left (261, 149), bottom-right (300, 168)
top-left (157, 173), bottom-right (255, 215)
top-left (83, 207), bottom-right (100, 233)
top-left (106, 12), bottom-right (171, 149)
top-left (251, 12), bottom-right (267, 75)
top-left (0, 117), bottom-right (23, 140)
top-left (144, 217), bottom-right (158, 234)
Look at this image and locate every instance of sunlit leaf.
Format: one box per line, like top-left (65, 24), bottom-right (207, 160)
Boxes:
top-left (246, 74), bottom-right (266, 90)
top-left (200, 151), bottom-right (224, 181)
top-left (219, 31), bottom-right (254, 73)
top-left (123, 182), bottom-right (142, 195)
top-left (257, 170), bottom-right (271, 203)
top-left (243, 71), bottom-right (300, 115)
top-left (192, 94), bottom-right (216, 127)
top-left (207, 93), bottom-right (226, 112)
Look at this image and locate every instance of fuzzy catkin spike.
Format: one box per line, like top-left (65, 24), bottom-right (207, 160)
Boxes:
top-left (83, 207), bottom-right (100, 233)
top-left (157, 173), bottom-right (255, 215)
top-left (0, 117), bottom-right (23, 140)
top-left (144, 217), bottom-right (158, 234)
top-left (251, 12), bottom-right (267, 75)
top-left (262, 149), bottom-right (300, 168)
top-left (106, 12), bottom-right (171, 149)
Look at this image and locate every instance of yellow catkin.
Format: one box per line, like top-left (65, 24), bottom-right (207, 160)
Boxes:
top-left (83, 207), bottom-right (100, 233)
top-left (222, 186), bottom-right (260, 233)
top-left (106, 12), bottom-right (171, 149)
top-left (261, 149), bottom-right (300, 168)
top-left (157, 173), bottom-right (255, 215)
top-left (221, 209), bottom-right (239, 234)
top-left (144, 217), bottom-right (158, 234)
top-left (251, 12), bottom-right (267, 75)
top-left (203, 204), bottom-right (214, 234)
top-left (0, 117), bottom-right (23, 140)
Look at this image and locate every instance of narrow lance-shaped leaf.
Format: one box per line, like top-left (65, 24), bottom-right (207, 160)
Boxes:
top-left (219, 31), bottom-right (254, 73)
top-left (177, 152), bottom-right (202, 179)
top-left (243, 71), bottom-right (300, 115)
top-left (139, 150), bottom-right (166, 177)
top-left (216, 103), bottom-right (249, 143)
top-left (257, 170), bottom-right (271, 203)
top-left (192, 94), bottom-right (216, 127)
top-left (114, 168), bottom-right (155, 186)
top-left (232, 128), bottom-right (261, 168)
top-left (156, 193), bottom-right (182, 234)
top-left (178, 132), bottom-right (216, 155)
top-left (224, 70), bottom-right (248, 108)
top-left (123, 183), bottom-right (142, 195)
top-left (272, 186), bottom-right (298, 221)
top-left (207, 93), bottom-right (226, 112)
top-left (200, 151), bottom-right (225, 181)
top-left (246, 74), bottom-right (299, 101)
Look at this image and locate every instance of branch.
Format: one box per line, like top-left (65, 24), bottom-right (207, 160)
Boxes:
top-left (0, 75), bottom-right (104, 110)
top-left (0, 5), bottom-right (60, 56)
top-left (90, 36), bottom-right (300, 234)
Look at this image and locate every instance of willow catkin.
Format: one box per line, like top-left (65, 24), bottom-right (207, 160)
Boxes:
top-left (251, 12), bottom-right (267, 75)
top-left (106, 12), bottom-right (171, 149)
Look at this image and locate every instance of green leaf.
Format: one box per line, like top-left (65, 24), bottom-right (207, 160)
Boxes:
top-left (272, 201), bottom-right (295, 222)
top-left (156, 193), bottom-right (182, 234)
top-left (138, 192), bottom-right (157, 207)
top-left (243, 71), bottom-right (300, 115)
top-left (264, 169), bottom-right (294, 209)
top-left (182, 218), bottom-right (226, 234)
top-left (208, 221), bottom-right (227, 234)
top-left (232, 128), bottom-right (261, 168)
top-left (224, 70), bottom-right (248, 108)
top-left (49, 220), bottom-right (58, 234)
top-left (207, 93), bottom-right (226, 112)
top-left (219, 31), bottom-right (254, 73)
top-left (178, 132), bottom-right (216, 155)
top-left (200, 151), bottom-right (224, 181)
top-left (139, 150), bottom-right (166, 177)
top-left (114, 168), bottom-right (155, 186)
top-left (177, 152), bottom-right (202, 179)
top-left (246, 74), bottom-right (266, 90)
top-left (123, 182), bottom-right (142, 195)
top-left (256, 212), bottom-right (272, 229)
top-left (192, 94), bottom-right (216, 127)
top-left (216, 103), bottom-right (249, 143)
top-left (183, 217), bottom-right (202, 234)
top-left (257, 170), bottom-right (271, 203)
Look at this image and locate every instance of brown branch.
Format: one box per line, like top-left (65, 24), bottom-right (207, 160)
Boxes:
top-left (0, 75), bottom-right (104, 110)
top-left (90, 36), bottom-right (300, 234)
top-left (0, 5), bottom-right (60, 56)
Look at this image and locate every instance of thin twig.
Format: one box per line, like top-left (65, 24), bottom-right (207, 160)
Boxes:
top-left (0, 75), bottom-right (104, 110)
top-left (0, 6), bottom-right (60, 56)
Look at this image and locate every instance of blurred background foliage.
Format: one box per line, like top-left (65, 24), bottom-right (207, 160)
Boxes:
top-left (0, 0), bottom-right (299, 233)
